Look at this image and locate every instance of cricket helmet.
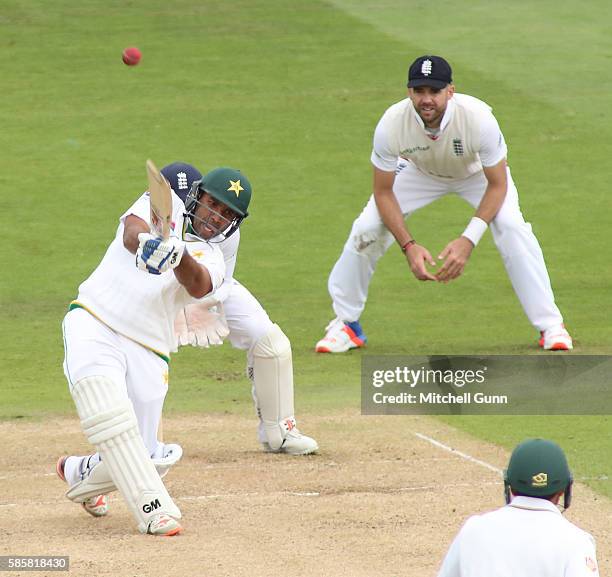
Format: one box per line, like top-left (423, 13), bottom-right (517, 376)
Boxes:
top-left (161, 162), bottom-right (203, 204)
top-left (504, 438), bottom-right (573, 509)
top-left (184, 167), bottom-right (252, 241)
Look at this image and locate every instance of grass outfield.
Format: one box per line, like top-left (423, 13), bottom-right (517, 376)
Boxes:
top-left (1, 1), bottom-right (610, 498)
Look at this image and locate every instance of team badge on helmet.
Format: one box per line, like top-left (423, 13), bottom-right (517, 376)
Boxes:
top-left (503, 438), bottom-right (573, 509)
top-left (184, 167), bottom-right (252, 242)
top-left (531, 472), bottom-right (548, 488)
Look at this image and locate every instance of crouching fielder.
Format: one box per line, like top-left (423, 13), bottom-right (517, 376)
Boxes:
top-left (56, 164), bottom-right (243, 536)
top-left (172, 163), bottom-right (318, 456)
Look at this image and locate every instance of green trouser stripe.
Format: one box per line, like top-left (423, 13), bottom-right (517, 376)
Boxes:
top-left (68, 302), bottom-right (170, 364)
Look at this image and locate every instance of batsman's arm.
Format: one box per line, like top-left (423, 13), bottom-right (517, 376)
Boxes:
top-left (126, 213), bottom-right (216, 298)
top-left (123, 214), bottom-right (150, 254)
top-left (173, 253), bottom-right (213, 299)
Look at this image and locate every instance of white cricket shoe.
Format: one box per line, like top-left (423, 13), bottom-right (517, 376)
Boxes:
top-left (81, 494), bottom-right (110, 517)
top-left (56, 455), bottom-right (109, 518)
top-left (315, 318), bottom-right (367, 353)
top-left (539, 325), bottom-right (573, 350)
top-left (146, 513), bottom-right (182, 536)
top-left (262, 429), bottom-right (319, 455)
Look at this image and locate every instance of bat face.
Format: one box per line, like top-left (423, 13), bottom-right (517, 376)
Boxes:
top-left (146, 159), bottom-right (173, 240)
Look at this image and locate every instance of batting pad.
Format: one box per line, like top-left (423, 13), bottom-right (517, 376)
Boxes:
top-left (65, 444), bottom-right (183, 503)
top-left (71, 376), bottom-right (181, 533)
top-left (252, 324), bottom-right (295, 450)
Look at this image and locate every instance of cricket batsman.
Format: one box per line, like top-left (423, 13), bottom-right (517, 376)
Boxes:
top-left (56, 164), bottom-right (248, 536)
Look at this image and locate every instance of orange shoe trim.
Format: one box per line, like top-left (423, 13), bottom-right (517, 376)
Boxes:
top-left (547, 342), bottom-right (570, 351)
top-left (342, 325), bottom-right (366, 347)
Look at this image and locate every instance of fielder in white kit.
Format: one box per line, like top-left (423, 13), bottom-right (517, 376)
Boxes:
top-left (316, 55), bottom-right (572, 353)
top-left (437, 438), bottom-right (599, 576)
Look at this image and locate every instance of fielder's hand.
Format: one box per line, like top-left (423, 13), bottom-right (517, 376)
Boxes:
top-left (405, 243), bottom-right (437, 281)
top-left (136, 233), bottom-right (185, 275)
top-left (435, 237), bottom-right (474, 283)
top-left (174, 300), bottom-right (229, 348)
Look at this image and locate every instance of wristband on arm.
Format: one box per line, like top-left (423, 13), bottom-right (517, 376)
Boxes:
top-left (400, 239), bottom-right (416, 253)
top-left (461, 217), bottom-right (488, 246)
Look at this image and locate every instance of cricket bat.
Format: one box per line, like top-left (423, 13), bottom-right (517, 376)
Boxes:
top-left (146, 159), bottom-right (172, 443)
top-left (146, 159), bottom-right (172, 240)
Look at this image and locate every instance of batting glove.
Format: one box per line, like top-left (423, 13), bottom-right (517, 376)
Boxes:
top-left (136, 233), bottom-right (185, 275)
top-left (173, 300), bottom-right (229, 348)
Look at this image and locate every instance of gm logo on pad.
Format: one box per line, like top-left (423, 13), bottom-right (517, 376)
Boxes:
top-left (143, 498), bottom-right (162, 513)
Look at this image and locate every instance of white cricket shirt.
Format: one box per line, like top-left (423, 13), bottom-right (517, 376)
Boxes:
top-left (371, 93), bottom-right (508, 181)
top-left (73, 191), bottom-right (225, 357)
top-left (437, 496), bottom-right (599, 577)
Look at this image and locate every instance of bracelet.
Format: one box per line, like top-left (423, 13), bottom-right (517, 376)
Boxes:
top-left (461, 217), bottom-right (488, 246)
top-left (400, 239), bottom-right (416, 253)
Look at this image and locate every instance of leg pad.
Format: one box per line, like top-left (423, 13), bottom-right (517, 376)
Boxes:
top-left (71, 376), bottom-right (181, 533)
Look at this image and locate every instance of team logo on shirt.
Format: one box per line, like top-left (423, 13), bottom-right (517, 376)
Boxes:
top-left (586, 557), bottom-right (598, 572)
top-left (452, 138), bottom-right (464, 156)
top-left (531, 472), bottom-right (548, 487)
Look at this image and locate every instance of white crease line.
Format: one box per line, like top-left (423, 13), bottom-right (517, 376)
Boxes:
top-left (3, 460), bottom-right (609, 485)
top-left (180, 491), bottom-right (320, 501)
top-left (414, 434), bottom-right (610, 482)
top-left (3, 476), bottom-right (609, 510)
top-left (3, 467), bottom-right (609, 483)
top-left (0, 457), bottom-right (459, 482)
top-left (398, 481), bottom-right (501, 492)
top-left (414, 432), bottom-right (503, 475)
top-left (0, 491), bottom-right (320, 509)
top-left (0, 483), bottom-right (503, 508)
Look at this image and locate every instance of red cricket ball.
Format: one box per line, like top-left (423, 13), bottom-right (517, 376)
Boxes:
top-left (122, 47), bottom-right (141, 66)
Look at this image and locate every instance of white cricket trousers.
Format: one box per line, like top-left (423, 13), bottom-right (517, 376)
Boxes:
top-left (328, 162), bottom-right (563, 331)
top-left (223, 280), bottom-right (273, 362)
top-left (62, 307), bottom-right (167, 456)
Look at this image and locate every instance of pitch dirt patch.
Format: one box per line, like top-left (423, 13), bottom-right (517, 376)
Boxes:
top-left (1, 412), bottom-right (609, 576)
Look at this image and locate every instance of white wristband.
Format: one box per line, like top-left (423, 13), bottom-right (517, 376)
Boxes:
top-left (461, 217), bottom-right (488, 246)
